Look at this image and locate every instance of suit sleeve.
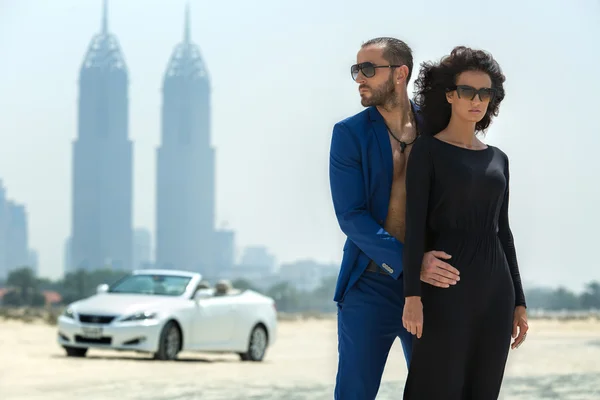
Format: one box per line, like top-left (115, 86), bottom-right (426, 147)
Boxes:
top-left (403, 137), bottom-right (433, 297)
top-left (498, 155), bottom-right (527, 307)
top-left (329, 121), bottom-right (404, 279)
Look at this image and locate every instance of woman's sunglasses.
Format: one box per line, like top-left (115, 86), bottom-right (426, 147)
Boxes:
top-left (350, 62), bottom-right (401, 81)
top-left (449, 85), bottom-right (497, 102)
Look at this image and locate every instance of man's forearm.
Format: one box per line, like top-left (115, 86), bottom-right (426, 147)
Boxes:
top-left (336, 209), bottom-right (404, 278)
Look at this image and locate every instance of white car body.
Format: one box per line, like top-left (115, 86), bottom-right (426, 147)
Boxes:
top-left (56, 269), bottom-right (277, 361)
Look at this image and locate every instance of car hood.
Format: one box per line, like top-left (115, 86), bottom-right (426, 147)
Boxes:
top-left (70, 293), bottom-right (185, 316)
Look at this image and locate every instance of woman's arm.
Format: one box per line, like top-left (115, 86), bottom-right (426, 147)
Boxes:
top-left (403, 137), bottom-right (434, 298)
top-left (498, 154), bottom-right (526, 308)
top-left (402, 136), bottom-right (434, 338)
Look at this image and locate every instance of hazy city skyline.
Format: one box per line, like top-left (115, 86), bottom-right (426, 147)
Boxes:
top-left (0, 0), bottom-right (599, 291)
top-left (0, 179), bottom-right (33, 278)
top-left (155, 2), bottom-right (234, 276)
top-left (69, 0), bottom-right (133, 272)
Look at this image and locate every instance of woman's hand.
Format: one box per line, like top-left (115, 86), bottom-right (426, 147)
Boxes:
top-left (403, 297), bottom-right (424, 338)
top-left (511, 305), bottom-right (528, 349)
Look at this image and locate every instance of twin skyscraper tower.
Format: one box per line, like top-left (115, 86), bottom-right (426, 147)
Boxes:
top-left (69, 1), bottom-right (233, 276)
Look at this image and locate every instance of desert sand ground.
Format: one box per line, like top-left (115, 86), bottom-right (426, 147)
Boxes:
top-left (0, 317), bottom-right (599, 400)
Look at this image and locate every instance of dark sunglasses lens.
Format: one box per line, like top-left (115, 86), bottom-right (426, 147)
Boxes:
top-left (480, 89), bottom-right (495, 101)
top-left (457, 86), bottom-right (476, 99)
top-left (351, 65), bottom-right (359, 80)
top-left (361, 64), bottom-right (375, 78)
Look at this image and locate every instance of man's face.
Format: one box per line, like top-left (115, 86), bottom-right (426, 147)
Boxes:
top-left (353, 45), bottom-right (395, 108)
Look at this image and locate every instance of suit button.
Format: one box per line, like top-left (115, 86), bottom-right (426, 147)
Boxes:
top-left (382, 263), bottom-right (394, 273)
top-left (379, 220), bottom-right (383, 224)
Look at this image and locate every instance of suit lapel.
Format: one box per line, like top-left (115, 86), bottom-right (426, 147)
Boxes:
top-left (368, 107), bottom-right (393, 188)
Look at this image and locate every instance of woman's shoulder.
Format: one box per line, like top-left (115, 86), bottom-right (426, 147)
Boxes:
top-left (407, 135), bottom-right (437, 165)
top-left (412, 134), bottom-right (436, 150)
top-left (487, 144), bottom-right (509, 161)
top-left (486, 144), bottom-right (511, 173)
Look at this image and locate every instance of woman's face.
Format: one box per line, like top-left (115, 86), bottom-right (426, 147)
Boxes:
top-left (446, 70), bottom-right (496, 124)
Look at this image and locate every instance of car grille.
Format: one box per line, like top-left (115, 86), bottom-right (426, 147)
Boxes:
top-left (78, 314), bottom-right (116, 324)
top-left (75, 335), bottom-right (112, 345)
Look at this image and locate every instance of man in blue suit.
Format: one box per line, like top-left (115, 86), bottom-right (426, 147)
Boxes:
top-left (329, 37), bottom-right (461, 399)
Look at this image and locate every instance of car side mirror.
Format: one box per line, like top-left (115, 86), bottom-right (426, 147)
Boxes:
top-left (97, 284), bottom-right (109, 294)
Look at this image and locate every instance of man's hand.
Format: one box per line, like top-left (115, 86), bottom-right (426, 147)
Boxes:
top-left (420, 250), bottom-right (460, 288)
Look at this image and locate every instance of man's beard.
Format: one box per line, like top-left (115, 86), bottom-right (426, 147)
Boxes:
top-left (360, 75), bottom-right (398, 109)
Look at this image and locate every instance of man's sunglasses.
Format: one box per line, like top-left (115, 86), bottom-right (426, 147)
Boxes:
top-left (448, 85), bottom-right (497, 102)
top-left (351, 62), bottom-right (401, 81)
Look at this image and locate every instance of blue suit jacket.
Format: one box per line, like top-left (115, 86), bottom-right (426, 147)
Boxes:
top-left (329, 102), bottom-right (424, 303)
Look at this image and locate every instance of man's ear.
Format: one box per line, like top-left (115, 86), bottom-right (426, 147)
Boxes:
top-left (395, 65), bottom-right (410, 85)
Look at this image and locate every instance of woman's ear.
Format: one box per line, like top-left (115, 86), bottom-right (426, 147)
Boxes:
top-left (446, 91), bottom-right (454, 104)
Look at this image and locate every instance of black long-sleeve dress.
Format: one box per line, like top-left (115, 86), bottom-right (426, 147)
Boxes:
top-left (402, 135), bottom-right (526, 400)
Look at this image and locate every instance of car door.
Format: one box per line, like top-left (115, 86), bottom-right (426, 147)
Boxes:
top-left (192, 294), bottom-right (236, 345)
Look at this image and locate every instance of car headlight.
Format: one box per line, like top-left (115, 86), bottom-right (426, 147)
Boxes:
top-left (62, 307), bottom-right (76, 319)
top-left (120, 311), bottom-right (158, 322)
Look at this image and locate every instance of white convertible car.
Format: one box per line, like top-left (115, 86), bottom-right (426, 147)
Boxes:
top-left (56, 269), bottom-right (277, 361)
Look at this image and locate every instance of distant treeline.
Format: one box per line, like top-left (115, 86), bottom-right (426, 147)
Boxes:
top-left (524, 284), bottom-right (600, 310)
top-left (0, 267), bottom-right (599, 313)
top-left (0, 266), bottom-right (338, 313)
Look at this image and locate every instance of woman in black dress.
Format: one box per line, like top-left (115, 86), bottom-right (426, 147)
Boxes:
top-left (401, 46), bottom-right (529, 399)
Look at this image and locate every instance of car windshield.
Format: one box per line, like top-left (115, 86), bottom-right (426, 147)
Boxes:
top-left (108, 274), bottom-right (191, 296)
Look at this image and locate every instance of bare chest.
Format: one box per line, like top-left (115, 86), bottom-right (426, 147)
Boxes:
top-left (383, 134), bottom-right (415, 241)
top-left (389, 135), bottom-right (412, 180)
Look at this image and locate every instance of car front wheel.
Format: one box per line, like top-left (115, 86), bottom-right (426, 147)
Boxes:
top-left (154, 321), bottom-right (181, 361)
top-left (239, 324), bottom-right (268, 362)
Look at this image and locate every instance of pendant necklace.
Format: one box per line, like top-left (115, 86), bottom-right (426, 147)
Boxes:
top-left (387, 128), bottom-right (418, 153)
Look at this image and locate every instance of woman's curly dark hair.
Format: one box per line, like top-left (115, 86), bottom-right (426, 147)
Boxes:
top-left (413, 46), bottom-right (506, 135)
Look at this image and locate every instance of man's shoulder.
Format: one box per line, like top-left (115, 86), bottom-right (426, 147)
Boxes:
top-left (330, 108), bottom-right (375, 153)
top-left (334, 107), bottom-right (373, 132)
top-left (411, 101), bottom-right (426, 132)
